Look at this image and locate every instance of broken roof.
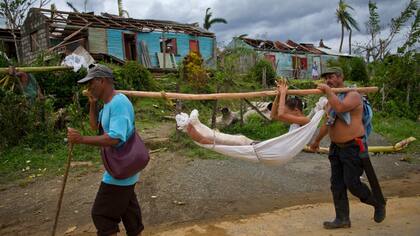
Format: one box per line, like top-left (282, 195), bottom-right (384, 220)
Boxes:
top-left (242, 38), bottom-right (278, 51)
top-left (27, 8), bottom-right (214, 37)
top-left (0, 28), bottom-right (21, 41)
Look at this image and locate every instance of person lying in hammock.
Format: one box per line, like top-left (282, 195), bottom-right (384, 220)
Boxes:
top-left (182, 80), bottom-right (310, 145)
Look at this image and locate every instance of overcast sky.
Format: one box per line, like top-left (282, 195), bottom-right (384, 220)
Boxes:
top-left (4, 0), bottom-right (416, 53)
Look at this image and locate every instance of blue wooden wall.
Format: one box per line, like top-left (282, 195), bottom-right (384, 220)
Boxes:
top-left (137, 32), bottom-right (214, 67)
top-left (107, 29), bottom-right (124, 60)
top-left (106, 29), bottom-right (214, 67)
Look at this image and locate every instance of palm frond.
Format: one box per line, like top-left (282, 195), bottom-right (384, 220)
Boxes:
top-left (209, 18), bottom-right (227, 25)
top-left (66, 2), bottom-right (79, 13)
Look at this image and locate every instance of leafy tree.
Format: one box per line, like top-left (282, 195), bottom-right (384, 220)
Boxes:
top-left (358, 0), bottom-right (418, 61)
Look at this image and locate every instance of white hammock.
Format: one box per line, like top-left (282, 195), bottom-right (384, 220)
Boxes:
top-left (176, 97), bottom-right (328, 166)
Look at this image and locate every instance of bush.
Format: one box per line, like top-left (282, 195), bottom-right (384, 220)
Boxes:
top-left (114, 61), bottom-right (158, 91)
top-left (37, 69), bottom-right (87, 109)
top-left (349, 57), bottom-right (369, 84)
top-left (0, 89), bottom-right (58, 149)
top-left (181, 52), bottom-right (209, 90)
top-left (328, 57), bottom-right (368, 83)
top-left (369, 53), bottom-right (419, 120)
top-left (247, 59), bottom-right (276, 86)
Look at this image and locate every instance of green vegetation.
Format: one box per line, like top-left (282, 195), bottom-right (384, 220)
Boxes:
top-left (372, 113), bottom-right (420, 153)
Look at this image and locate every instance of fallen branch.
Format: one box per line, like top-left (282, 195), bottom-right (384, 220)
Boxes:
top-left (243, 99), bottom-right (270, 122)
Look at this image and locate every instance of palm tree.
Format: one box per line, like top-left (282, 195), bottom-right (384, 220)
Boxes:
top-left (118, 0), bottom-right (129, 17)
top-left (203, 8), bottom-right (227, 30)
top-left (336, 0), bottom-right (360, 53)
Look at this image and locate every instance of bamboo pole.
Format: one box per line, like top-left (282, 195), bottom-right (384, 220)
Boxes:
top-left (106, 87), bottom-right (378, 100)
top-left (0, 66), bottom-right (72, 74)
top-left (304, 137), bottom-right (416, 154)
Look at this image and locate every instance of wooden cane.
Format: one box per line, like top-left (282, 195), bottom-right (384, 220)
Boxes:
top-left (51, 143), bottom-right (74, 236)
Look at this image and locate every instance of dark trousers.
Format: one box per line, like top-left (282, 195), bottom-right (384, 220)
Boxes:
top-left (328, 141), bottom-right (381, 219)
top-left (91, 182), bottom-right (144, 236)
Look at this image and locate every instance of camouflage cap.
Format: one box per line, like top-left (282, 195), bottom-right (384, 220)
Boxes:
top-left (321, 67), bottom-right (343, 77)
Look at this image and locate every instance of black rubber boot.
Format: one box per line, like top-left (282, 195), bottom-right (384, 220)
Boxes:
top-left (323, 218), bottom-right (351, 229)
top-left (323, 200), bottom-right (351, 229)
top-left (363, 195), bottom-right (386, 223)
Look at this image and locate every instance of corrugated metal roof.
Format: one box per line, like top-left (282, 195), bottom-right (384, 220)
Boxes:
top-left (315, 47), bottom-right (359, 57)
top-left (31, 8), bottom-right (214, 38)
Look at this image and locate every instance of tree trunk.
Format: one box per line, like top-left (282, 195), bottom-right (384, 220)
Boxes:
top-left (339, 24), bottom-right (344, 53)
top-left (406, 83), bottom-right (410, 107)
top-left (381, 83), bottom-right (385, 111)
top-left (349, 29), bottom-right (352, 55)
top-left (11, 30), bottom-right (21, 63)
top-left (262, 67), bottom-right (267, 88)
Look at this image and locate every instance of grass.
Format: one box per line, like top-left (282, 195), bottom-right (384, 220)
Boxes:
top-left (372, 113), bottom-right (420, 153)
top-left (222, 115), bottom-right (289, 141)
top-left (0, 142), bottom-right (100, 185)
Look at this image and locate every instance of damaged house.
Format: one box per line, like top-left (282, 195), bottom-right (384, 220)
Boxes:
top-left (0, 28), bottom-right (21, 60)
top-left (19, 8), bottom-right (216, 69)
top-left (227, 37), bottom-right (356, 79)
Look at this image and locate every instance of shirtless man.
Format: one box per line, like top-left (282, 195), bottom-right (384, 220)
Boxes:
top-left (310, 67), bottom-right (385, 229)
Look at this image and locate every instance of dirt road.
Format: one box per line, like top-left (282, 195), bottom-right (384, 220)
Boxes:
top-left (152, 197), bottom-right (420, 236)
top-left (0, 123), bottom-right (419, 235)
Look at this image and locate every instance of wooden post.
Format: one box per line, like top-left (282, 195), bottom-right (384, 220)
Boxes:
top-left (162, 30), bottom-right (166, 69)
top-left (175, 73), bottom-right (181, 140)
top-left (211, 85), bottom-right (221, 129)
top-left (240, 99), bottom-right (244, 125)
top-left (381, 83), bottom-right (385, 111)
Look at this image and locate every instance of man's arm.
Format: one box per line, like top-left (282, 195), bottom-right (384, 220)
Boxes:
top-left (86, 91), bottom-right (99, 131)
top-left (310, 123), bottom-right (328, 151)
top-left (270, 93), bottom-right (280, 120)
top-left (318, 85), bottom-right (361, 113)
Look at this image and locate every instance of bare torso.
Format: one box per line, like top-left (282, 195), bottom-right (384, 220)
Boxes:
top-left (328, 95), bottom-right (365, 143)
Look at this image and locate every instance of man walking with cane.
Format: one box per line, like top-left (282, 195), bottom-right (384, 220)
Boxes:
top-left (67, 64), bottom-right (144, 236)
